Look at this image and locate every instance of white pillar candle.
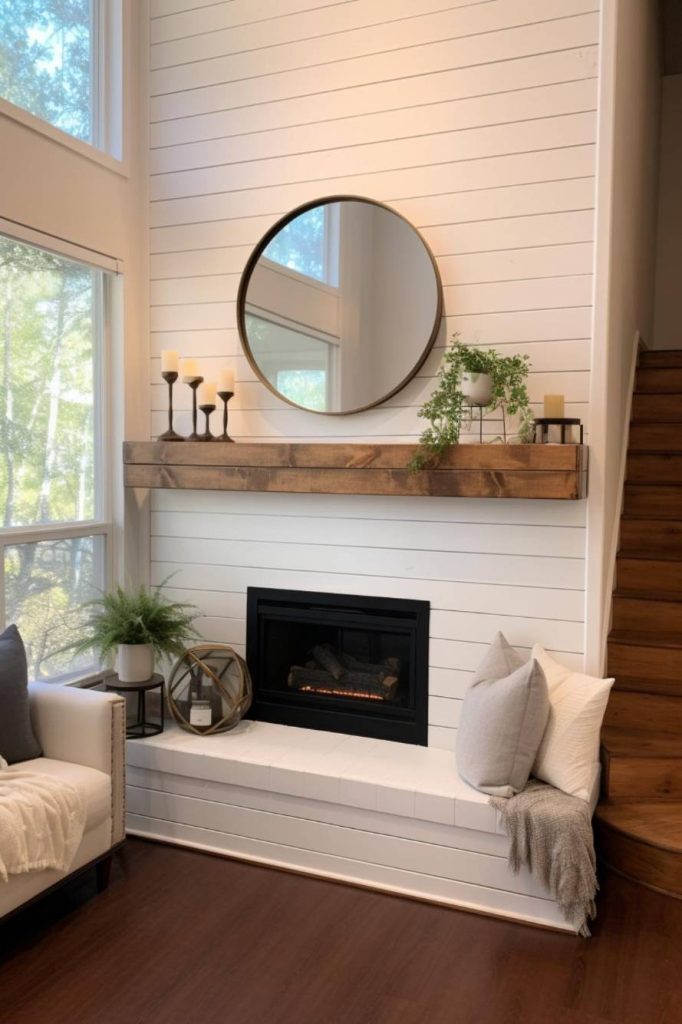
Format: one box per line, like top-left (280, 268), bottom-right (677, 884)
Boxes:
top-left (161, 349), bottom-right (179, 373)
top-left (217, 369), bottom-right (235, 393)
top-left (197, 381), bottom-right (216, 406)
top-left (179, 358), bottom-right (200, 382)
top-left (543, 394), bottom-right (565, 418)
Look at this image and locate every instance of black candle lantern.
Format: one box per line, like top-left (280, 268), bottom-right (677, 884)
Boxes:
top-left (534, 418), bottom-right (584, 444)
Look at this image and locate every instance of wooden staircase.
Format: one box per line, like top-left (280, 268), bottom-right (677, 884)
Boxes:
top-left (594, 349), bottom-right (682, 896)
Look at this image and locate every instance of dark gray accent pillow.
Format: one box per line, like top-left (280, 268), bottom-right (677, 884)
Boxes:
top-left (456, 632), bottom-right (550, 798)
top-left (0, 625), bottom-right (42, 764)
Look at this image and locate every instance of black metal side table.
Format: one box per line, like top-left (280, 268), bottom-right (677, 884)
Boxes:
top-left (105, 673), bottom-right (165, 739)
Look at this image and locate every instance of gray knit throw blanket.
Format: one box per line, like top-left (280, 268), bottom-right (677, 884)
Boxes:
top-left (489, 779), bottom-right (598, 937)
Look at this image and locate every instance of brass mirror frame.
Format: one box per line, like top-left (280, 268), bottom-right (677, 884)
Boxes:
top-left (236, 195), bottom-right (444, 416)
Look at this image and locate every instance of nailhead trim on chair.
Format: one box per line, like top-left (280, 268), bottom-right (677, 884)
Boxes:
top-left (110, 697), bottom-right (126, 845)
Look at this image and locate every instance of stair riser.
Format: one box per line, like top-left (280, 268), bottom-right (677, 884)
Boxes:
top-left (608, 639), bottom-right (682, 691)
top-left (632, 394), bottom-right (682, 422)
top-left (627, 455), bottom-right (682, 485)
top-left (619, 521), bottom-right (682, 556)
top-left (595, 820), bottom-right (682, 897)
top-left (611, 598), bottom-right (682, 636)
top-left (603, 755), bottom-right (682, 801)
top-left (639, 351), bottom-right (682, 369)
top-left (616, 559), bottom-right (682, 598)
top-left (604, 692), bottom-right (682, 734)
top-left (628, 425), bottom-right (682, 453)
top-left (636, 368), bottom-right (682, 393)
top-left (624, 486), bottom-right (682, 519)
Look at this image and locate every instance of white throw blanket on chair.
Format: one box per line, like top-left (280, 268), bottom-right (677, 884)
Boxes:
top-left (0, 763), bottom-right (86, 882)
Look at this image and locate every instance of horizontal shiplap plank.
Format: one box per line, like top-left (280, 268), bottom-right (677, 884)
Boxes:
top-left (161, 594), bottom-right (584, 655)
top-left (150, 146), bottom-right (595, 227)
top-left (150, 335), bottom-right (591, 378)
top-left (150, 206), bottom-right (595, 259)
top-left (150, 79), bottom-right (598, 174)
top-left (150, 12), bottom-right (599, 114)
top-left (149, 370), bottom-right (591, 413)
top-left (151, 0), bottom-right (394, 40)
top-left (151, 535), bottom-right (584, 589)
top-left (151, 561), bottom-right (586, 621)
top-left (149, 402), bottom-right (590, 442)
top-left (150, 243), bottom-right (593, 297)
top-left (150, 489), bottom-right (587, 528)
top-left (151, 510), bottom-right (586, 557)
top-left (151, 0), bottom-right (596, 73)
top-left (150, 46), bottom-right (598, 146)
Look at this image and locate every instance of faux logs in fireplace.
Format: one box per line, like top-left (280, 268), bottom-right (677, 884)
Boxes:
top-left (246, 588), bottom-right (429, 745)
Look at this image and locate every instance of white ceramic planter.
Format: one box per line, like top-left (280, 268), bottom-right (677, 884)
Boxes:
top-left (117, 643), bottom-right (154, 683)
top-left (461, 372), bottom-right (493, 406)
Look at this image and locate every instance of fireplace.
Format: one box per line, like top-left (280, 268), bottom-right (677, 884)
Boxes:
top-left (246, 588), bottom-right (429, 745)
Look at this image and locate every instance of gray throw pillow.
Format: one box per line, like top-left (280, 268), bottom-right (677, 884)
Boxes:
top-left (0, 625), bottom-right (42, 764)
top-left (456, 632), bottom-right (549, 798)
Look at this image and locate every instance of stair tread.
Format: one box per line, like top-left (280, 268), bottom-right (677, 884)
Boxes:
top-left (595, 801), bottom-right (682, 854)
top-left (601, 726), bottom-right (682, 757)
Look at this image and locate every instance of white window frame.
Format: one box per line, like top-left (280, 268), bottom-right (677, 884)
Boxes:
top-left (0, 0), bottom-right (124, 172)
top-left (0, 227), bottom-right (116, 685)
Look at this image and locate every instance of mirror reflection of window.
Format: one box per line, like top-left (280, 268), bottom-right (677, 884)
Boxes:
top-left (245, 313), bottom-right (334, 412)
top-left (263, 206), bottom-right (339, 286)
top-left (240, 199), bottom-right (441, 414)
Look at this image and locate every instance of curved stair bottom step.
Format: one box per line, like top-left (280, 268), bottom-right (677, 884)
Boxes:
top-left (594, 802), bottom-right (682, 899)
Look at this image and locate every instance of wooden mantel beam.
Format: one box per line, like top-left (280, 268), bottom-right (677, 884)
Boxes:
top-left (123, 442), bottom-right (587, 500)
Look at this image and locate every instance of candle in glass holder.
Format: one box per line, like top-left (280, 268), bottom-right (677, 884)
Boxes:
top-left (217, 369), bottom-right (235, 394)
top-left (198, 381), bottom-right (216, 406)
top-left (544, 394), bottom-right (565, 418)
top-left (161, 349), bottom-right (179, 374)
top-left (180, 358), bottom-right (200, 382)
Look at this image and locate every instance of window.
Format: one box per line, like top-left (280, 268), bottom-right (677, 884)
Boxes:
top-left (245, 312), bottom-right (333, 412)
top-left (0, 235), bottom-right (110, 682)
top-left (0, 0), bottom-right (121, 157)
top-left (264, 205), bottom-right (339, 285)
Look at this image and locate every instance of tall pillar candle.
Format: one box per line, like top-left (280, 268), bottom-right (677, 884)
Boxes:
top-left (543, 394), bottom-right (565, 418)
top-left (161, 349), bottom-right (179, 373)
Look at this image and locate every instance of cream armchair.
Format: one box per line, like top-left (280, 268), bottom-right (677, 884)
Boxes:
top-left (0, 682), bottom-right (126, 919)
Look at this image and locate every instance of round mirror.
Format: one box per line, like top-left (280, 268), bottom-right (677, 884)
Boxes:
top-left (237, 197), bottom-right (442, 415)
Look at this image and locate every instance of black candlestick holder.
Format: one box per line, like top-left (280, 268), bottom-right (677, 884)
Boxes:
top-left (185, 376), bottom-right (204, 440)
top-left (217, 390), bottom-right (234, 442)
top-left (158, 371), bottom-right (185, 441)
top-left (198, 403), bottom-right (216, 441)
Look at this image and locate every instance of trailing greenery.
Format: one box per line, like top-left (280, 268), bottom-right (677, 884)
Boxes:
top-left (71, 582), bottom-right (200, 663)
top-left (409, 336), bottom-right (534, 470)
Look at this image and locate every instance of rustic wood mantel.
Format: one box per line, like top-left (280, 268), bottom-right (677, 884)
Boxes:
top-left (123, 442), bottom-right (587, 500)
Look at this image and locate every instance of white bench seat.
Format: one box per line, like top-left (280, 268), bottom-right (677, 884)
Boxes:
top-left (126, 721), bottom-right (580, 932)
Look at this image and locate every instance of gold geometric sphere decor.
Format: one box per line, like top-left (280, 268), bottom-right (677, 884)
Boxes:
top-left (167, 643), bottom-right (252, 735)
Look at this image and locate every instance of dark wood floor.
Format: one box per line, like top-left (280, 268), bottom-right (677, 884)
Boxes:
top-left (1, 839), bottom-right (682, 1024)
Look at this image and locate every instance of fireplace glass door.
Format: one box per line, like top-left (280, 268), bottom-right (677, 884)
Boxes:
top-left (246, 588), bottom-right (429, 744)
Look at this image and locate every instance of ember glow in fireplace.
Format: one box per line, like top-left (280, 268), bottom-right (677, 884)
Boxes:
top-left (246, 588), bottom-right (429, 744)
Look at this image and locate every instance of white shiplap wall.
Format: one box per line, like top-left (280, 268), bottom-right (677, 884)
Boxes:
top-left (147, 0), bottom-right (597, 749)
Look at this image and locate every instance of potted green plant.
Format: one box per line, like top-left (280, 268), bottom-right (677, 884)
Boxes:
top-left (409, 336), bottom-right (534, 469)
top-left (73, 583), bottom-right (199, 682)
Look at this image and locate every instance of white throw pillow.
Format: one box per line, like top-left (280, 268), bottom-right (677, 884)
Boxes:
top-left (531, 646), bottom-right (614, 802)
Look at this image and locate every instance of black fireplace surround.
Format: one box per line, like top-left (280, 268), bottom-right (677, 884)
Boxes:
top-left (246, 588), bottom-right (429, 745)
